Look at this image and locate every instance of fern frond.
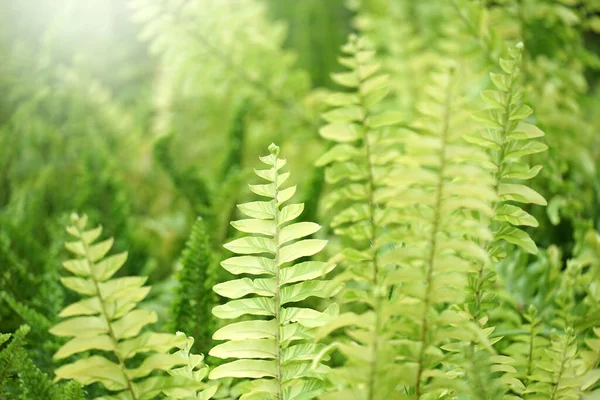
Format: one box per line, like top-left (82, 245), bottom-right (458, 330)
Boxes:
top-left (0, 290), bottom-right (52, 332)
top-left (580, 327), bottom-right (600, 393)
top-left (16, 354), bottom-right (54, 400)
top-left (526, 327), bottom-right (582, 400)
top-left (465, 42), bottom-right (548, 322)
top-left (58, 381), bottom-right (88, 400)
top-left (384, 65), bottom-right (497, 398)
top-left (170, 217), bottom-right (219, 356)
top-left (314, 34), bottom-right (409, 400)
top-left (0, 325), bottom-right (30, 392)
top-left (564, 226), bottom-right (600, 332)
top-left (50, 214), bottom-right (214, 400)
top-left (449, 340), bottom-right (513, 400)
top-left (468, 42), bottom-right (548, 259)
top-left (208, 143), bottom-right (340, 400)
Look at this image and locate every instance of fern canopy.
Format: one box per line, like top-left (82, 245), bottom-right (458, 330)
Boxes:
top-left (50, 214), bottom-right (215, 400)
top-left (209, 143), bottom-right (340, 400)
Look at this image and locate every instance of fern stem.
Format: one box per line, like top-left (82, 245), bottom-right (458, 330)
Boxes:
top-left (355, 49), bottom-right (382, 400)
top-left (274, 168), bottom-right (283, 400)
top-left (517, 0), bottom-right (528, 81)
top-left (524, 322), bottom-right (536, 386)
top-left (74, 225), bottom-right (138, 400)
top-left (364, 129), bottom-right (382, 400)
top-left (414, 70), bottom-right (454, 399)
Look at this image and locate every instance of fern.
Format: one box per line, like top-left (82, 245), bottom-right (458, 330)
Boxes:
top-left (50, 213), bottom-right (214, 400)
top-left (464, 42), bottom-right (548, 325)
top-left (0, 324), bottom-right (76, 400)
top-left (468, 42), bottom-right (548, 259)
top-left (0, 325), bottom-right (29, 394)
top-left (16, 354), bottom-right (54, 400)
top-left (170, 217), bottom-right (219, 357)
top-left (314, 34), bottom-right (410, 400)
top-left (59, 381), bottom-right (88, 400)
top-left (0, 290), bottom-right (52, 333)
top-left (581, 327), bottom-right (600, 393)
top-left (503, 306), bottom-right (549, 396)
top-left (163, 332), bottom-right (219, 400)
top-left (387, 65), bottom-right (499, 399)
top-left (130, 0), bottom-right (315, 128)
top-left (208, 143), bottom-right (340, 400)
top-left (526, 327), bottom-right (582, 400)
top-left (316, 33), bottom-right (498, 398)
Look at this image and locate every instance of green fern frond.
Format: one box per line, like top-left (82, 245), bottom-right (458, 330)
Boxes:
top-left (449, 340), bottom-right (514, 400)
top-left (0, 325), bottom-right (30, 392)
top-left (208, 143), bottom-right (340, 400)
top-left (170, 217), bottom-right (219, 356)
top-left (502, 306), bottom-right (549, 396)
top-left (50, 214), bottom-right (214, 400)
top-left (468, 42), bottom-right (548, 259)
top-left (526, 327), bottom-right (582, 400)
top-left (465, 42), bottom-right (548, 322)
top-left (580, 327), bottom-right (600, 393)
top-left (58, 381), bottom-right (88, 400)
top-left (0, 290), bottom-right (52, 333)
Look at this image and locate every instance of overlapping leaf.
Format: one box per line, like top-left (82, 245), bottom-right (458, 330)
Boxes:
top-left (467, 42), bottom-right (548, 259)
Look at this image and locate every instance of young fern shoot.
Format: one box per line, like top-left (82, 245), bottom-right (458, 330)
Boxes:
top-left (209, 143), bottom-right (340, 400)
top-left (50, 214), bottom-right (214, 400)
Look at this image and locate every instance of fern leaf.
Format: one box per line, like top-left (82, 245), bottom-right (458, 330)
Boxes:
top-left (581, 327), bottom-right (600, 392)
top-left (209, 143), bottom-right (339, 400)
top-left (170, 217), bottom-right (219, 357)
top-left (387, 65), bottom-right (497, 399)
top-left (50, 214), bottom-right (214, 400)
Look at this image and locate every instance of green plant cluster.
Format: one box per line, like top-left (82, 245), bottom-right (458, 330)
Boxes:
top-left (1, 0), bottom-right (599, 399)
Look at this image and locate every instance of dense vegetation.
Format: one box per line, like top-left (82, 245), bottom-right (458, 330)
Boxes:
top-left (1, 0), bottom-right (600, 399)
